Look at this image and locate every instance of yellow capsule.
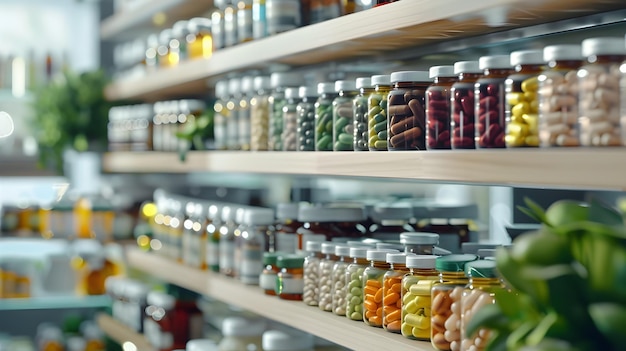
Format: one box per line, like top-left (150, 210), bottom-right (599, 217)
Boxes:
top-left (521, 76), bottom-right (539, 92)
top-left (505, 134), bottom-right (525, 147)
top-left (403, 292), bottom-right (416, 305)
top-left (405, 313), bottom-right (430, 329)
top-left (423, 307), bottom-right (432, 317)
top-left (412, 326), bottom-right (430, 339)
top-left (403, 277), bottom-right (418, 291)
top-left (404, 300), bottom-right (419, 314)
top-left (409, 280), bottom-right (434, 295)
top-left (506, 92), bottom-right (525, 105)
top-left (529, 99), bottom-right (539, 114)
top-left (401, 322), bottom-right (414, 337)
top-left (525, 135), bottom-right (540, 146)
top-left (414, 295), bottom-right (430, 309)
top-left (522, 113), bottom-right (538, 130)
top-left (512, 102), bottom-right (530, 119)
top-left (507, 122), bottom-right (529, 137)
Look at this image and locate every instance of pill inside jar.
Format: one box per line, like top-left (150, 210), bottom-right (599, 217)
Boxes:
top-left (426, 65), bottom-right (456, 150)
top-left (450, 61), bottom-right (482, 149)
top-left (387, 71), bottom-right (430, 150)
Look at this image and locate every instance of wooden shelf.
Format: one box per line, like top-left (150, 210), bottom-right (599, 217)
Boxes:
top-left (97, 313), bottom-right (155, 351)
top-left (103, 0), bottom-right (624, 101)
top-left (127, 248), bottom-right (432, 351)
top-left (101, 0), bottom-right (214, 41)
top-left (104, 149), bottom-right (626, 191)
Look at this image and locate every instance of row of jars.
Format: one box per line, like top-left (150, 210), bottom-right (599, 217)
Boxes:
top-left (213, 36), bottom-right (626, 151)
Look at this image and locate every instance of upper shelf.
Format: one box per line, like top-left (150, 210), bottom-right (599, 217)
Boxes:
top-left (103, 149), bottom-right (626, 190)
top-left (101, 0), bottom-right (214, 41)
top-left (103, 0), bottom-right (625, 101)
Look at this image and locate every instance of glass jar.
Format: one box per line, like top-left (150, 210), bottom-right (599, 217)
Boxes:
top-left (211, 1), bottom-right (226, 50)
top-left (427, 65), bottom-right (456, 149)
top-left (237, 0), bottom-right (254, 43)
top-left (431, 254), bottom-right (478, 351)
top-left (178, 99), bottom-right (207, 152)
top-left (345, 246), bottom-right (369, 320)
top-left (400, 232), bottom-right (439, 255)
top-left (505, 50), bottom-right (544, 147)
top-left (250, 76), bottom-right (271, 151)
top-left (388, 71), bottom-right (430, 150)
top-left (144, 291), bottom-right (176, 351)
top-left (182, 202), bottom-right (205, 269)
top-left (205, 204), bottom-right (222, 272)
top-left (450, 61), bottom-right (482, 149)
top-left (382, 252), bottom-right (414, 333)
top-left (296, 205), bottom-right (367, 245)
top-left (260, 252), bottom-right (281, 295)
top-left (145, 34), bottom-right (159, 72)
top-left (475, 55), bottom-right (514, 148)
top-left (168, 200), bottom-right (185, 263)
top-left (157, 29), bottom-right (174, 68)
top-left (125, 280), bottom-right (150, 332)
top-left (187, 17), bottom-right (213, 59)
top-left (269, 72), bottom-right (303, 151)
top-left (331, 244), bottom-right (351, 315)
top-left (332, 80), bottom-right (358, 151)
top-left (368, 202), bottom-right (415, 240)
top-left (219, 205), bottom-right (238, 277)
top-left (315, 82), bottom-right (338, 151)
top-left (310, 0), bottom-right (341, 24)
top-left (218, 317), bottom-right (265, 351)
top-left (538, 44), bottom-right (582, 147)
top-left (318, 242), bottom-right (337, 311)
top-left (282, 87), bottom-right (301, 151)
top-left (239, 75), bottom-right (254, 151)
top-left (276, 254), bottom-right (306, 300)
top-left (401, 255), bottom-right (438, 341)
top-left (275, 202), bottom-right (302, 253)
top-left (297, 85), bottom-right (318, 151)
top-left (252, 0), bottom-right (267, 39)
top-left (168, 21), bottom-right (186, 66)
top-left (224, 1), bottom-right (238, 47)
top-left (226, 77), bottom-right (241, 150)
top-left (368, 74), bottom-right (391, 151)
top-left (266, 0), bottom-right (301, 35)
top-left (236, 207), bottom-right (274, 284)
top-left (213, 81), bottom-right (229, 150)
top-left (460, 260), bottom-right (506, 351)
top-left (362, 249), bottom-right (398, 327)
top-left (578, 37), bottom-right (625, 146)
top-left (353, 77), bottom-right (374, 151)
top-left (303, 240), bottom-right (323, 306)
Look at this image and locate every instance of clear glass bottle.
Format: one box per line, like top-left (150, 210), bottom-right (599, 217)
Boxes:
top-left (169, 200), bottom-right (184, 263)
top-left (145, 34), bottom-right (159, 72)
top-left (205, 203), bottom-right (222, 272)
top-left (182, 201), bottom-right (197, 268)
top-left (578, 37), bottom-right (625, 146)
top-left (362, 249), bottom-right (398, 327)
top-left (226, 77), bottom-right (241, 150)
top-left (252, 0), bottom-right (267, 39)
top-left (382, 252), bottom-right (415, 333)
top-left (237, 0), bottom-right (254, 43)
top-left (250, 76), bottom-right (271, 151)
top-left (219, 205), bottom-right (238, 277)
top-left (538, 44), bottom-right (582, 147)
top-left (460, 260), bottom-right (506, 351)
top-left (475, 55), bottom-right (513, 148)
top-left (260, 252), bottom-right (281, 295)
top-left (277, 254), bottom-right (306, 300)
top-left (368, 74), bottom-right (391, 151)
top-left (400, 232), bottom-right (439, 255)
top-left (144, 291), bottom-right (176, 351)
top-left (236, 207), bottom-right (274, 284)
top-left (450, 61), bottom-right (481, 149)
top-left (345, 246), bottom-right (369, 320)
top-left (213, 80), bottom-right (229, 150)
top-left (187, 17), bottom-right (213, 59)
top-left (401, 255), bottom-right (438, 341)
top-left (224, 0), bottom-right (238, 47)
top-left (211, 1), bottom-right (226, 50)
top-left (353, 77), bottom-right (374, 151)
top-left (331, 244), bottom-right (351, 315)
top-left (333, 80), bottom-right (358, 151)
top-left (303, 240), bottom-right (323, 306)
top-left (263, 330), bottom-right (314, 351)
top-left (296, 85), bottom-right (318, 151)
top-left (275, 202), bottom-right (302, 253)
top-left (239, 75), bottom-right (254, 151)
top-left (310, 0), bottom-right (341, 24)
top-left (388, 71), bottom-right (430, 150)
top-left (315, 82), bottom-right (338, 151)
top-left (426, 65), bottom-right (456, 149)
top-left (505, 50), bottom-right (544, 147)
top-left (282, 87), bottom-right (301, 151)
top-left (318, 242), bottom-right (337, 311)
top-left (431, 254), bottom-right (478, 351)
top-left (266, 0), bottom-right (301, 35)
top-left (218, 317), bottom-right (265, 351)
top-left (269, 72), bottom-right (303, 151)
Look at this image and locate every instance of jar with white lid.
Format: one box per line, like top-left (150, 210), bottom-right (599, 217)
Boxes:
top-left (212, 0), bottom-right (228, 50)
top-left (451, 61), bottom-right (482, 149)
top-left (223, 0), bottom-right (238, 47)
top-left (182, 201), bottom-right (205, 269)
top-left (296, 85), bottom-right (318, 151)
top-left (170, 20), bottom-right (188, 64)
top-left (368, 74), bottom-right (391, 151)
top-left (226, 77), bottom-right (241, 150)
top-left (538, 44), bottom-right (583, 147)
top-left (354, 77), bottom-right (374, 151)
top-left (388, 71), bottom-right (430, 150)
top-left (331, 244), bottom-right (351, 315)
top-left (579, 37), bottom-right (626, 146)
top-left (401, 255), bottom-right (438, 341)
top-left (362, 249), bottom-right (399, 327)
top-left (252, 0), bottom-right (267, 39)
top-left (344, 246), bottom-right (369, 320)
top-left (266, 0), bottom-right (301, 35)
top-left (400, 232), bottom-right (439, 255)
top-left (382, 252), bottom-right (416, 333)
top-left (250, 76), bottom-right (272, 151)
top-left (145, 34), bottom-right (159, 72)
top-left (187, 17), bottom-right (213, 59)
top-left (315, 82), bottom-right (338, 151)
top-left (475, 55), bottom-right (514, 148)
top-left (262, 330), bottom-right (314, 351)
top-left (205, 203), bottom-right (223, 272)
top-left (426, 65), bottom-right (456, 149)
top-left (214, 81), bottom-right (229, 150)
top-left (187, 339), bottom-right (219, 351)
top-left (239, 75), bottom-right (254, 151)
top-left (269, 72), bottom-right (303, 151)
top-left (318, 242), bottom-right (338, 311)
top-left (237, 0), bottom-right (253, 43)
top-left (282, 87), bottom-right (301, 151)
top-left (219, 205), bottom-right (238, 277)
top-left (332, 80), bottom-right (358, 151)
top-left (296, 205), bottom-right (367, 244)
top-left (303, 239), bottom-right (324, 306)
top-left (235, 207), bottom-right (274, 284)
top-left (505, 50), bottom-right (544, 147)
top-left (218, 317), bottom-right (265, 351)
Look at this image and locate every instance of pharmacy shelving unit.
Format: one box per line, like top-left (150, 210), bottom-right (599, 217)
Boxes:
top-left (101, 1), bottom-right (626, 350)
top-left (97, 313), bottom-right (155, 351)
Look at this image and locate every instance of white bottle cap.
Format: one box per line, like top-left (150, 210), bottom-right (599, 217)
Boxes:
top-left (215, 80), bottom-right (228, 98)
top-left (453, 61), bottom-right (481, 74)
top-left (270, 72), bottom-right (303, 88)
top-left (406, 255), bottom-right (437, 269)
top-left (243, 207), bottom-right (275, 226)
top-left (284, 87), bottom-right (299, 100)
top-left (429, 65), bottom-right (455, 78)
top-left (222, 317), bottom-right (266, 337)
top-left (543, 44), bottom-right (583, 62)
top-left (349, 246), bottom-right (370, 259)
top-left (390, 71), bottom-right (430, 83)
top-left (371, 74), bottom-right (391, 85)
top-left (510, 50), bottom-right (544, 66)
top-left (478, 55), bottom-right (511, 70)
top-left (298, 86), bottom-right (317, 98)
top-left (187, 339), bottom-right (219, 351)
top-left (240, 75), bottom-right (255, 94)
top-left (400, 232), bottom-right (439, 245)
top-left (582, 37), bottom-right (626, 57)
top-left (335, 244), bottom-right (351, 257)
top-left (366, 249), bottom-right (399, 261)
top-left (335, 80), bottom-right (357, 92)
top-left (262, 330), bottom-right (314, 351)
top-left (317, 82), bottom-right (335, 95)
top-left (386, 252), bottom-right (415, 264)
top-left (355, 77), bottom-right (372, 89)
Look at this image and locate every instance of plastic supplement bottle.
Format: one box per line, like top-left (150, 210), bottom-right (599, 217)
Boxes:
top-left (401, 255), bottom-right (438, 341)
top-left (250, 76), bottom-right (272, 151)
top-left (315, 82), bottom-right (338, 151)
top-left (303, 240), bottom-right (323, 306)
top-left (353, 77), bottom-right (374, 151)
top-left (387, 71), bottom-right (430, 150)
top-left (331, 244), bottom-right (351, 315)
top-left (211, 0), bottom-right (227, 50)
top-left (382, 252), bottom-right (415, 334)
top-left (218, 317), bottom-right (265, 351)
top-left (368, 74), bottom-right (391, 151)
top-left (213, 81), bottom-right (229, 150)
top-left (276, 254), bottom-right (306, 300)
top-left (426, 65), bottom-right (456, 149)
top-left (236, 207), bottom-right (274, 285)
top-left (344, 246), bottom-right (369, 320)
top-left (205, 203), bottom-right (222, 272)
top-left (219, 205), bottom-right (238, 277)
top-left (226, 77), bottom-right (241, 150)
top-left (450, 61), bottom-right (482, 149)
top-left (332, 80), bottom-right (358, 151)
top-left (362, 248), bottom-right (399, 327)
top-left (282, 87), bottom-right (301, 151)
top-left (296, 85), bottom-right (318, 151)
top-left (269, 72), bottom-right (303, 151)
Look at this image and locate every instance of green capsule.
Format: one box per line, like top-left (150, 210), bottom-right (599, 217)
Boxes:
top-left (335, 117), bottom-right (350, 133)
top-left (374, 120), bottom-right (387, 133)
top-left (377, 130), bottom-right (387, 140)
top-left (338, 133), bottom-right (353, 145)
top-left (316, 134), bottom-right (331, 150)
top-left (374, 112), bottom-right (386, 123)
top-left (368, 105), bottom-right (382, 116)
top-left (374, 140), bottom-right (388, 149)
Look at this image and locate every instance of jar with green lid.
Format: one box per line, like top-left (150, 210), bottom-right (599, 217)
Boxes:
top-left (362, 249), bottom-right (399, 327)
top-left (282, 87), bottom-right (301, 151)
top-left (219, 205), bottom-right (238, 277)
top-left (460, 260), bottom-right (506, 351)
top-left (187, 17), bottom-right (213, 59)
top-left (451, 61), bottom-right (482, 149)
top-left (250, 76), bottom-right (271, 151)
top-left (578, 37), bottom-right (625, 146)
top-left (505, 50), bottom-right (544, 147)
top-left (205, 203), bottom-right (222, 272)
top-left (538, 44), bottom-right (582, 147)
top-left (431, 254), bottom-right (478, 351)
top-left (315, 82), bottom-right (338, 151)
top-left (276, 254), bottom-right (305, 300)
top-left (303, 239), bottom-right (324, 306)
top-left (332, 80), bottom-right (358, 151)
top-left (400, 232), bottom-right (439, 255)
top-left (368, 74), bottom-right (391, 151)
top-left (475, 55), bottom-right (514, 148)
top-left (369, 203), bottom-right (415, 239)
top-left (275, 202), bottom-right (302, 253)
top-left (213, 80), bottom-right (229, 150)
top-left (401, 255), bottom-right (438, 341)
top-left (426, 65), bottom-right (456, 149)
top-left (296, 85), bottom-right (317, 151)
top-left (353, 77), bottom-right (374, 151)
top-left (331, 244), bottom-right (351, 315)
top-left (238, 75), bottom-right (254, 151)
top-left (382, 252), bottom-right (415, 333)
top-left (269, 72), bottom-right (303, 151)
top-left (345, 246), bottom-right (370, 320)
top-left (226, 77), bottom-right (241, 150)
top-left (260, 252), bottom-right (281, 296)
top-left (318, 242), bottom-right (337, 311)
top-left (388, 71), bottom-right (430, 150)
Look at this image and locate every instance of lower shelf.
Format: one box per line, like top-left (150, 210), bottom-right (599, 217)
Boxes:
top-left (127, 248), bottom-right (435, 351)
top-left (97, 313), bottom-right (155, 351)
top-left (0, 295), bottom-right (111, 311)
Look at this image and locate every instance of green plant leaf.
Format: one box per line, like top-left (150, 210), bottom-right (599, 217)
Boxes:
top-left (518, 197), bottom-right (548, 224)
top-left (588, 198), bottom-right (623, 226)
top-left (588, 303), bottom-right (626, 350)
top-left (485, 331), bottom-right (508, 351)
top-left (525, 312), bottom-right (559, 346)
top-left (507, 321), bottom-right (536, 351)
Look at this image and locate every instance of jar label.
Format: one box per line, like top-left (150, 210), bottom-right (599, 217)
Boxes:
top-left (279, 276), bottom-right (304, 294)
top-left (259, 271), bottom-right (278, 290)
